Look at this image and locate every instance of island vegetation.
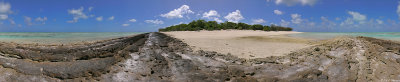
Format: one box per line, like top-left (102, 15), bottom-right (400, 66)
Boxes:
top-left (159, 20), bottom-right (293, 32)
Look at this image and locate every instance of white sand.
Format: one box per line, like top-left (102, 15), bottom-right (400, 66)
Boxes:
top-left (163, 30), bottom-right (311, 59)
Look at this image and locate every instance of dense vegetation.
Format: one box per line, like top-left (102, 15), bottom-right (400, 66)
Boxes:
top-left (159, 20), bottom-right (293, 32)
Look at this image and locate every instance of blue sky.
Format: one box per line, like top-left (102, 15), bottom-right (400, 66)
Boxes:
top-left (0, 0), bottom-right (399, 32)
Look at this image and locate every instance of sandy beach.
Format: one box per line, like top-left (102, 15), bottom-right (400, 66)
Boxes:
top-left (163, 30), bottom-right (311, 59)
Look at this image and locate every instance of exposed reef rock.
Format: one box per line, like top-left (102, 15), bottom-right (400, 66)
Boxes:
top-left (0, 32), bottom-right (399, 82)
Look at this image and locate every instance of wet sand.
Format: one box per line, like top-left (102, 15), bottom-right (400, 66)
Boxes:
top-left (163, 30), bottom-right (312, 59)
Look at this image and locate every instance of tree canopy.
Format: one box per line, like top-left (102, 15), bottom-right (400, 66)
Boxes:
top-left (159, 20), bottom-right (292, 32)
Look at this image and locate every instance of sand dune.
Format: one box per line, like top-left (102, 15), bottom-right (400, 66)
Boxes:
top-left (163, 30), bottom-right (311, 59)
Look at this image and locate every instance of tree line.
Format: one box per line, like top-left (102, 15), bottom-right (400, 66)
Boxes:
top-left (158, 20), bottom-right (293, 32)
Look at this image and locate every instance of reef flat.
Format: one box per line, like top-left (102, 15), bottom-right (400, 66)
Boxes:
top-left (0, 32), bottom-right (399, 82)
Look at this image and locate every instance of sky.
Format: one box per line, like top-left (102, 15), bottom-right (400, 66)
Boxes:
top-left (0, 0), bottom-right (400, 32)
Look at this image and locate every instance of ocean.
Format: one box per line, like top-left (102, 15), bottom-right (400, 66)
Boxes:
top-left (289, 32), bottom-right (400, 41)
top-left (0, 32), bottom-right (144, 44)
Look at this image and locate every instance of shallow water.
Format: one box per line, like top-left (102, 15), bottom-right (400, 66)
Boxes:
top-left (0, 32), bottom-right (144, 44)
top-left (289, 32), bottom-right (400, 41)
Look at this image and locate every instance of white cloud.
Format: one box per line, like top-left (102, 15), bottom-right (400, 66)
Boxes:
top-left (145, 19), bottom-right (164, 24)
top-left (280, 19), bottom-right (290, 27)
top-left (160, 5), bottom-right (194, 19)
top-left (251, 19), bottom-right (266, 24)
top-left (275, 0), bottom-right (318, 6)
top-left (9, 19), bottom-right (15, 25)
top-left (23, 16), bottom-right (47, 25)
top-left (122, 24), bottom-right (130, 27)
top-left (291, 14), bottom-right (303, 24)
top-left (341, 11), bottom-right (366, 26)
top-left (35, 17), bottom-right (47, 24)
top-left (67, 7), bottom-right (89, 23)
top-left (214, 18), bottom-right (223, 23)
top-left (320, 16), bottom-right (337, 27)
top-left (96, 16), bottom-right (103, 21)
top-left (397, 2), bottom-right (400, 20)
top-left (88, 7), bottom-right (94, 11)
top-left (35, 17), bottom-right (47, 22)
top-left (108, 16), bottom-right (114, 20)
top-left (0, 2), bottom-right (12, 20)
top-left (335, 17), bottom-right (341, 21)
top-left (203, 10), bottom-right (220, 18)
top-left (348, 11), bottom-right (366, 23)
top-left (224, 10), bottom-right (244, 23)
top-left (376, 19), bottom-right (383, 24)
top-left (24, 16), bottom-right (32, 26)
top-left (0, 2), bottom-right (11, 13)
top-left (340, 18), bottom-right (354, 26)
top-left (274, 10), bottom-right (283, 15)
top-left (308, 22), bottom-right (316, 26)
top-left (203, 10), bottom-right (223, 23)
top-left (0, 14), bottom-right (7, 20)
top-left (129, 19), bottom-right (137, 22)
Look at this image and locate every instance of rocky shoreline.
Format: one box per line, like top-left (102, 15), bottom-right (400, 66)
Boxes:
top-left (0, 32), bottom-right (399, 81)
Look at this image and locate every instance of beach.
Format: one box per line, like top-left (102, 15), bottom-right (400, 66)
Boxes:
top-left (0, 32), bottom-right (399, 81)
top-left (163, 30), bottom-right (311, 59)
top-left (0, 32), bottom-right (142, 45)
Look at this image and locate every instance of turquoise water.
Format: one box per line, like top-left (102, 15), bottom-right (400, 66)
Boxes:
top-left (0, 32), bottom-right (144, 44)
top-left (289, 32), bottom-right (400, 41)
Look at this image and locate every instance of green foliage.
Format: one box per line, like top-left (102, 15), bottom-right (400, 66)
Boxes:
top-left (158, 20), bottom-right (293, 32)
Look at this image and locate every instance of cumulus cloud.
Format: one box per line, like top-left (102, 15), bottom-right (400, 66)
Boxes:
top-left (24, 16), bottom-right (32, 26)
top-left (161, 5), bottom-right (194, 19)
top-left (108, 16), bottom-right (114, 20)
top-left (203, 10), bottom-right (223, 23)
top-left (0, 2), bottom-right (11, 13)
top-left (129, 19), bottom-right (137, 22)
top-left (96, 16), bottom-right (103, 21)
top-left (9, 19), bottom-right (15, 25)
top-left (224, 10), bottom-right (244, 23)
top-left (24, 16), bottom-right (48, 25)
top-left (320, 16), bottom-right (337, 28)
top-left (251, 19), bottom-right (266, 24)
top-left (0, 2), bottom-right (12, 20)
top-left (203, 10), bottom-right (220, 18)
top-left (341, 11), bottom-right (367, 26)
top-left (348, 11), bottom-right (366, 23)
top-left (275, 0), bottom-right (318, 6)
top-left (67, 7), bottom-right (89, 23)
top-left (291, 14), bottom-right (303, 24)
top-left (35, 17), bottom-right (47, 22)
top-left (0, 14), bottom-right (7, 20)
top-left (35, 17), bottom-right (47, 24)
top-left (335, 17), bottom-right (341, 21)
top-left (213, 18), bottom-right (223, 23)
top-left (88, 7), bottom-right (94, 11)
top-left (145, 19), bottom-right (164, 24)
top-left (274, 10), bottom-right (283, 15)
top-left (122, 24), bottom-right (130, 27)
top-left (280, 19), bottom-right (290, 27)
top-left (397, 2), bottom-right (400, 20)
top-left (376, 19), bottom-right (383, 24)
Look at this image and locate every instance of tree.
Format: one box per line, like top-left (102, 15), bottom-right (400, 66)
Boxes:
top-left (263, 26), bottom-right (270, 31)
top-left (158, 19), bottom-right (293, 32)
